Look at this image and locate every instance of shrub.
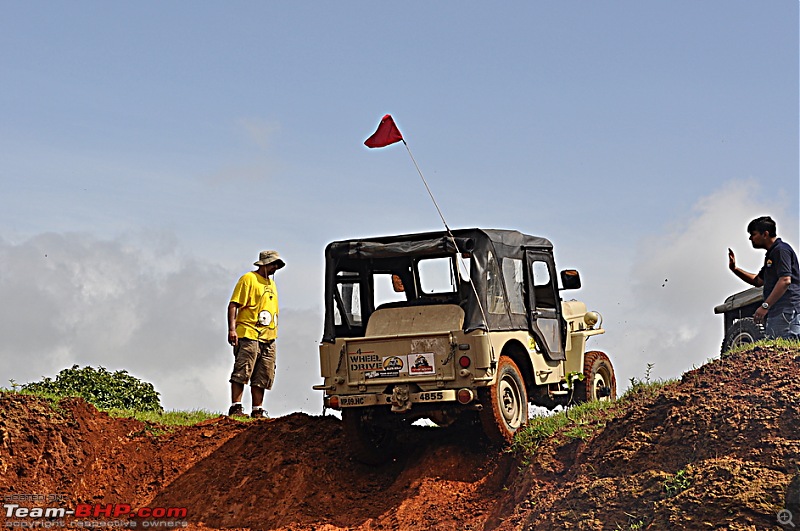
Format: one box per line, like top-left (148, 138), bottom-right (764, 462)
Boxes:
top-left (21, 365), bottom-right (162, 412)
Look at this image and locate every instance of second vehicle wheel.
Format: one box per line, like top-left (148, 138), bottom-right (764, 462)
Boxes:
top-left (479, 355), bottom-right (528, 444)
top-left (721, 317), bottom-right (764, 354)
top-left (573, 350), bottom-right (616, 403)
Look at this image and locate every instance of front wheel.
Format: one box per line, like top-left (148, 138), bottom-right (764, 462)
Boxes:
top-left (573, 351), bottom-right (616, 403)
top-left (479, 355), bottom-right (528, 444)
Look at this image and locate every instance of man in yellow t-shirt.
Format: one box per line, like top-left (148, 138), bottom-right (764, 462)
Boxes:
top-left (226, 250), bottom-right (285, 418)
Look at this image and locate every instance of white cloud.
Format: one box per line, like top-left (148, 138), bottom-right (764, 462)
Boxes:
top-left (0, 231), bottom-right (327, 415)
top-left (590, 179), bottom-right (797, 388)
top-left (0, 231), bottom-right (227, 409)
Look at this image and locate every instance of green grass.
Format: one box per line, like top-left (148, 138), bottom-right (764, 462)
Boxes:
top-left (2, 388), bottom-right (72, 409)
top-left (511, 399), bottom-right (617, 460)
top-left (106, 408), bottom-right (222, 426)
top-left (511, 377), bottom-right (677, 462)
top-left (623, 378), bottom-right (675, 404)
top-left (2, 388), bottom-right (225, 428)
top-left (663, 468), bottom-right (692, 497)
top-left (512, 338), bottom-right (799, 461)
top-left (722, 336), bottom-right (799, 357)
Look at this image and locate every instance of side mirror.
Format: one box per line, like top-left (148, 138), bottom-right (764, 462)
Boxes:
top-left (560, 269), bottom-right (581, 290)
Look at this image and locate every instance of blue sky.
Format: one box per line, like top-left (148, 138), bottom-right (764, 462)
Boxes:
top-left (1, 2), bottom-right (797, 414)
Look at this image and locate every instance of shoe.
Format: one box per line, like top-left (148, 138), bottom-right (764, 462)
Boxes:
top-left (250, 408), bottom-right (269, 419)
top-left (227, 403), bottom-right (245, 417)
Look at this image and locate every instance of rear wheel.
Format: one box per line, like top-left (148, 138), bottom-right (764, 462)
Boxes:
top-left (721, 318), bottom-right (764, 354)
top-left (479, 356), bottom-right (528, 444)
top-left (341, 408), bottom-right (398, 465)
top-left (574, 351), bottom-right (616, 403)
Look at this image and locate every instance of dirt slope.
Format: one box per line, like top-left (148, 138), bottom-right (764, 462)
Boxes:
top-left (495, 343), bottom-right (800, 530)
top-left (1, 343), bottom-right (799, 530)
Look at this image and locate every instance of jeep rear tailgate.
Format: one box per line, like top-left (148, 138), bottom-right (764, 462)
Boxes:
top-left (343, 333), bottom-right (456, 385)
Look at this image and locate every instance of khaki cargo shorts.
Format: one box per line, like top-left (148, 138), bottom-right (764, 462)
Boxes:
top-left (229, 338), bottom-right (276, 390)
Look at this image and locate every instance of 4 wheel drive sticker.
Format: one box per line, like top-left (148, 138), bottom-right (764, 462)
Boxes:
top-left (350, 350), bottom-right (436, 377)
top-left (348, 349), bottom-right (382, 371)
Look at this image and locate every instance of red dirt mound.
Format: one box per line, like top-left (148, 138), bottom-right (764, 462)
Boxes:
top-left (0, 396), bottom-right (513, 530)
top-left (1, 342), bottom-right (799, 530)
top-left (495, 343), bottom-right (800, 530)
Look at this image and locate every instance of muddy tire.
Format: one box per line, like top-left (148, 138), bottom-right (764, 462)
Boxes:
top-left (479, 356), bottom-right (528, 444)
top-left (574, 351), bottom-right (616, 403)
top-left (721, 318), bottom-right (764, 354)
top-left (341, 409), bottom-right (397, 465)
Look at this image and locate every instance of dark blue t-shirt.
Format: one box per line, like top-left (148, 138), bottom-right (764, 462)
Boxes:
top-left (758, 238), bottom-right (800, 314)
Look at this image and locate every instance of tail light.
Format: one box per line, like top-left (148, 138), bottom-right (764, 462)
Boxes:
top-left (457, 388), bottom-right (474, 404)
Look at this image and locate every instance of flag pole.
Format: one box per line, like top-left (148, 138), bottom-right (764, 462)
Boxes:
top-left (401, 139), bottom-right (499, 362)
top-left (401, 139), bottom-right (450, 232)
top-left (364, 114), bottom-right (497, 363)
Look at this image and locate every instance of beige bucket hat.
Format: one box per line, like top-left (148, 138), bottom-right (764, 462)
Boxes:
top-left (254, 250), bottom-right (285, 269)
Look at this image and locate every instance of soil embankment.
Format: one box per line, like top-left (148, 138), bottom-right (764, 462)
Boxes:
top-left (1, 343), bottom-right (798, 530)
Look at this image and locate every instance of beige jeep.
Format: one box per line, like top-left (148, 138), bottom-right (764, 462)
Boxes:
top-left (314, 228), bottom-right (614, 463)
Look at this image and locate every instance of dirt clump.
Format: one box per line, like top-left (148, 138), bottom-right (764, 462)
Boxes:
top-left (1, 343), bottom-right (799, 530)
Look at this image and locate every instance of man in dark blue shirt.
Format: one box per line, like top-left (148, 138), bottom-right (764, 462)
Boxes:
top-left (728, 216), bottom-right (800, 340)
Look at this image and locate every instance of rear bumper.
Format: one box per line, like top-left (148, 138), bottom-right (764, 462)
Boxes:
top-left (326, 389), bottom-right (458, 409)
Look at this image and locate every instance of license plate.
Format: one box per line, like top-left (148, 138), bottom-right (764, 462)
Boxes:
top-left (339, 395), bottom-right (379, 407)
top-left (412, 390), bottom-right (455, 402)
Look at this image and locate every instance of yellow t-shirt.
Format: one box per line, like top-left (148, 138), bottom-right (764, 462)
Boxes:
top-left (230, 271), bottom-right (279, 341)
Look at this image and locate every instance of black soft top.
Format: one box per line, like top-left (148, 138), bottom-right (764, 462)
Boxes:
top-left (326, 228), bottom-right (552, 260)
top-left (323, 228), bottom-right (553, 341)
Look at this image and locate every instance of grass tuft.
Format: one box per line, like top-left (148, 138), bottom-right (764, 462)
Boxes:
top-left (722, 336), bottom-right (799, 357)
top-left (106, 408), bottom-right (222, 426)
top-left (511, 370), bottom-right (677, 462)
top-left (511, 399), bottom-right (616, 461)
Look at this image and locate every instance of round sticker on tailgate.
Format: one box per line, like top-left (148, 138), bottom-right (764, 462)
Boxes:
top-left (383, 356), bottom-right (404, 370)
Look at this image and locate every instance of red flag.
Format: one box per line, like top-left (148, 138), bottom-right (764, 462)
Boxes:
top-left (364, 114), bottom-right (403, 148)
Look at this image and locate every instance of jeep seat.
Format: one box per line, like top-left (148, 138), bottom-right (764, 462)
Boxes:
top-left (365, 305), bottom-right (465, 337)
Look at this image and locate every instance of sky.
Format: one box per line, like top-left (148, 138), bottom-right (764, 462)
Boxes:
top-left (1, 2), bottom-right (797, 416)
